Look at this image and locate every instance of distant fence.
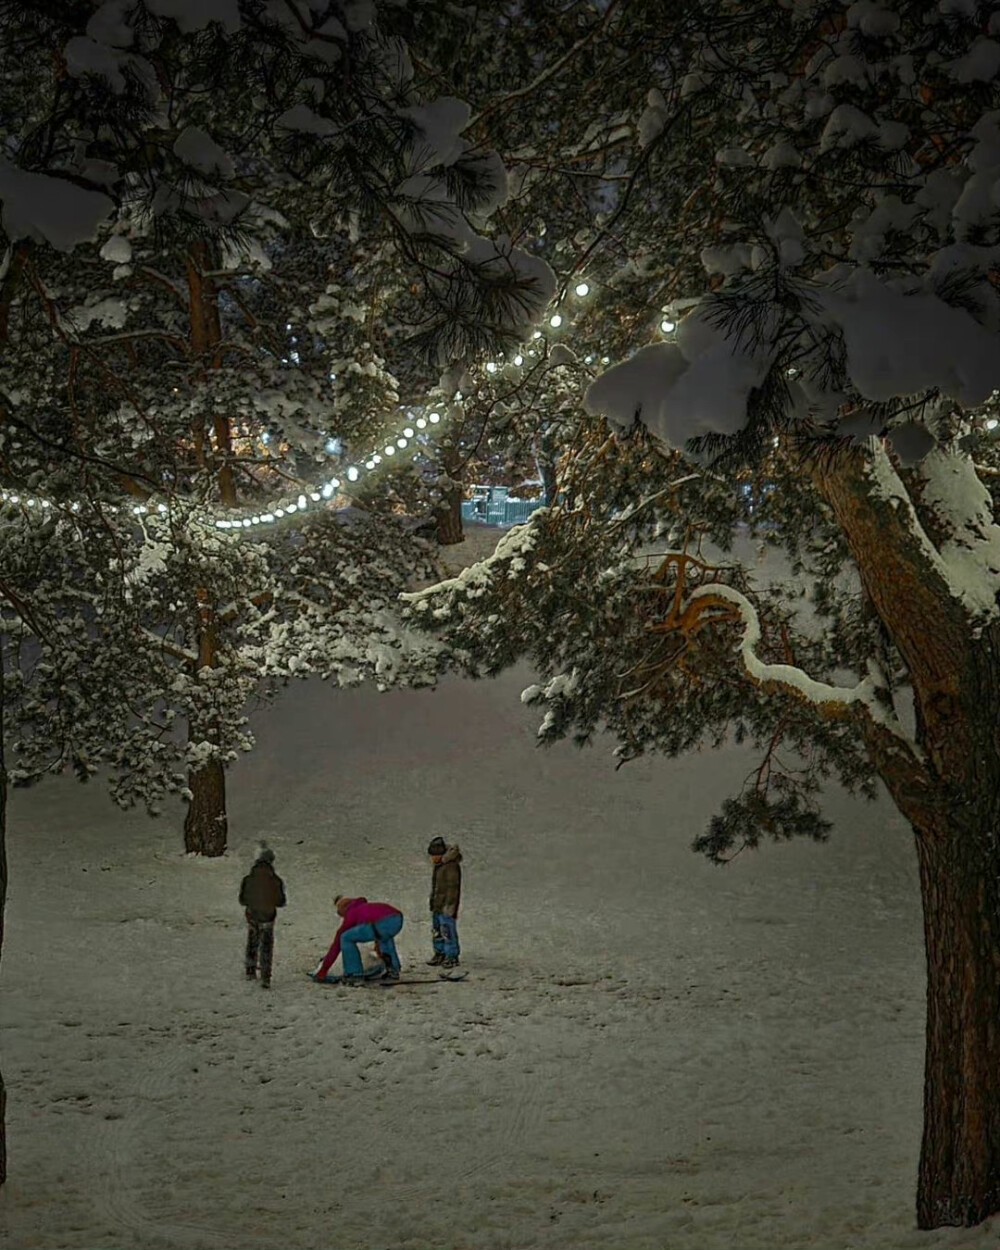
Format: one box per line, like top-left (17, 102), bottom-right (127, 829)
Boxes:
top-left (461, 493), bottom-right (546, 527)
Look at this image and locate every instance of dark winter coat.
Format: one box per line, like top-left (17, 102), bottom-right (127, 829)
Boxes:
top-left (239, 862), bottom-right (287, 922)
top-left (430, 844), bottom-right (462, 918)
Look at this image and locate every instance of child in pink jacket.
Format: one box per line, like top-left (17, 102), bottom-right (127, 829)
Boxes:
top-left (313, 895), bottom-right (404, 984)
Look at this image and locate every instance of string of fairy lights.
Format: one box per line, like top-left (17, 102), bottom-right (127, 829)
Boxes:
top-left (0, 282), bottom-right (678, 536)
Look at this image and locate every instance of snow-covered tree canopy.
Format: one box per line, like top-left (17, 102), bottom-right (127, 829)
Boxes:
top-left (406, 0), bottom-right (1000, 858)
top-left (0, 0), bottom-right (559, 832)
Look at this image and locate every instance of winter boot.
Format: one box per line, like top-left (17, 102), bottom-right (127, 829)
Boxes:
top-left (426, 952), bottom-right (446, 966)
top-left (380, 966), bottom-right (400, 982)
top-left (441, 957), bottom-right (460, 969)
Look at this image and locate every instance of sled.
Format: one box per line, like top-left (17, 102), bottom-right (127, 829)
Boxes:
top-left (380, 970), bottom-right (469, 986)
top-left (308, 966), bottom-right (384, 985)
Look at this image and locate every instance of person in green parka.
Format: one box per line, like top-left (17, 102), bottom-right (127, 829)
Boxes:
top-left (426, 836), bottom-right (462, 968)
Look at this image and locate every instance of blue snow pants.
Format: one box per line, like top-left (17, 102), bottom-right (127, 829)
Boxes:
top-left (431, 912), bottom-right (460, 959)
top-left (339, 913), bottom-right (403, 976)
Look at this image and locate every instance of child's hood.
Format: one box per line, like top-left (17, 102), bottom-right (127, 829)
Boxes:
top-left (441, 844), bottom-right (462, 864)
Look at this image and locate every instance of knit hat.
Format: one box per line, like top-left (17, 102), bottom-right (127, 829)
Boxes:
top-left (254, 842), bottom-right (275, 865)
top-left (427, 837), bottom-right (447, 856)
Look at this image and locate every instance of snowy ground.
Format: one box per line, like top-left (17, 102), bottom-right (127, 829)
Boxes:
top-left (2, 528), bottom-right (999, 1249)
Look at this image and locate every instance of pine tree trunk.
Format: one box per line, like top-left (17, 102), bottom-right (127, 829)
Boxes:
top-left (184, 590), bottom-right (228, 857)
top-left (911, 800), bottom-right (1000, 1227)
top-left (0, 635), bottom-right (8, 1184)
top-left (183, 757), bottom-right (228, 857)
top-left (813, 446), bottom-right (1000, 1228)
top-left (434, 484), bottom-right (464, 546)
top-left (186, 241), bottom-right (236, 505)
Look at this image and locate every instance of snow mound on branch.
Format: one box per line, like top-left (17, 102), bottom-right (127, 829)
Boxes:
top-left (276, 105), bottom-right (339, 137)
top-left (586, 267), bottom-right (1000, 452)
top-left (86, 1), bottom-right (135, 47)
top-left (145, 0), bottom-right (241, 32)
top-left (400, 98), bottom-right (471, 169)
top-left (173, 127), bottom-right (234, 179)
top-left (100, 234), bottom-right (133, 264)
top-left (0, 161), bottom-right (114, 251)
top-left (637, 88), bottom-right (668, 148)
top-left (820, 269), bottom-right (1000, 407)
top-left (584, 318), bottom-right (774, 448)
top-left (64, 37), bottom-right (135, 93)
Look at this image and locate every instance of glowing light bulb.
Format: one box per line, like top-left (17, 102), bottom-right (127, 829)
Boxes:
top-left (416, 417), bottom-right (427, 429)
top-left (513, 355), bottom-right (523, 366)
top-left (274, 509), bottom-right (285, 517)
top-left (310, 492), bottom-right (321, 502)
top-left (297, 494), bottom-right (307, 510)
top-left (262, 513), bottom-right (274, 522)
top-left (532, 330), bottom-right (542, 339)
top-left (373, 455), bottom-right (382, 464)
top-left (385, 445), bottom-right (396, 456)
top-left (429, 412), bottom-right (441, 424)
top-left (242, 518), bottom-right (252, 527)
top-left (988, 419), bottom-right (999, 430)
top-left (216, 520), bottom-right (230, 529)
top-left (366, 460), bottom-right (375, 470)
top-left (347, 466), bottom-right (360, 482)
top-left (286, 503), bottom-right (297, 513)
top-left (403, 427), bottom-right (414, 438)
top-left (158, 504), bottom-right (167, 514)
top-left (660, 318), bottom-right (675, 334)
top-left (575, 282), bottom-right (589, 297)
top-left (549, 314), bottom-right (562, 328)
top-left (397, 437), bottom-right (407, 448)
top-left (252, 516), bottom-right (261, 524)
top-left (486, 362), bottom-right (497, 373)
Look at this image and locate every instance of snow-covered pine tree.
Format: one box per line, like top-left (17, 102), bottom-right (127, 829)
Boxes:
top-left (405, 0), bottom-right (1000, 1230)
top-left (0, 0), bottom-right (554, 855)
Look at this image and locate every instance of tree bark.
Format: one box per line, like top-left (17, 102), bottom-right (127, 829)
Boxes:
top-left (0, 633), bottom-right (8, 1184)
top-left (186, 241), bottom-right (236, 506)
top-left (536, 423), bottom-right (559, 506)
top-left (434, 482), bottom-right (464, 545)
top-left (912, 810), bottom-right (1000, 1228)
top-left (183, 590), bottom-right (228, 857)
top-left (813, 444), bottom-right (1000, 1227)
top-left (183, 757), bottom-right (228, 857)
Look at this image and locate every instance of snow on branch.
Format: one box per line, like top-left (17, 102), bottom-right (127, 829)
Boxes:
top-left (401, 514), bottom-right (546, 616)
top-left (911, 446), bottom-right (1000, 625)
top-left (865, 442), bottom-right (1000, 628)
top-left (689, 582), bottom-right (915, 747)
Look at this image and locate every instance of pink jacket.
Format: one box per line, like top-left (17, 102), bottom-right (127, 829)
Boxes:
top-left (316, 897), bottom-right (402, 979)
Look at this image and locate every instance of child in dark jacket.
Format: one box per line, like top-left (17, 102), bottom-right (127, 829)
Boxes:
top-left (427, 837), bottom-right (462, 968)
top-left (238, 842), bottom-right (286, 989)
